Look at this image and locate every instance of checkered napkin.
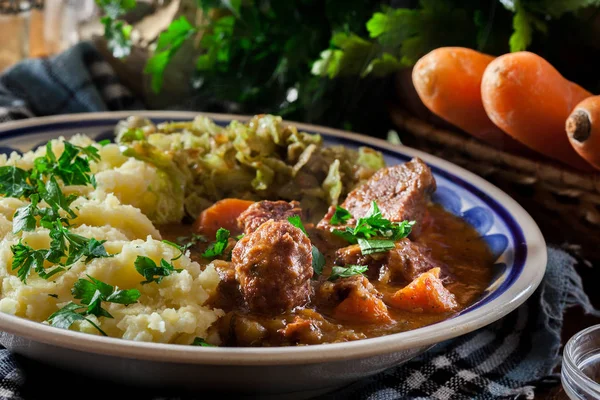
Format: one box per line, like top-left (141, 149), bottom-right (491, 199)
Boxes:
top-left (0, 41), bottom-right (141, 122)
top-left (0, 42), bottom-right (598, 400)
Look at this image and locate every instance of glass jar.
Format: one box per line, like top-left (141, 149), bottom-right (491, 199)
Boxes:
top-left (562, 324), bottom-right (600, 399)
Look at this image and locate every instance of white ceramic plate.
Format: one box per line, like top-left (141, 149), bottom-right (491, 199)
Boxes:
top-left (0, 112), bottom-right (546, 397)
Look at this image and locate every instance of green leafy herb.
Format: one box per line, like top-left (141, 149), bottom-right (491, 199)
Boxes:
top-left (202, 228), bottom-right (230, 258)
top-left (47, 302), bottom-right (107, 336)
top-left (333, 202), bottom-right (415, 246)
top-left (96, 0), bottom-right (136, 58)
top-left (12, 196), bottom-right (40, 234)
top-left (101, 17), bottom-right (133, 58)
top-left (312, 245), bottom-right (325, 276)
top-left (357, 238), bottom-right (395, 255)
top-left (95, 0), bottom-right (136, 19)
top-left (134, 256), bottom-right (182, 284)
top-left (176, 234), bottom-right (207, 252)
top-left (10, 241), bottom-right (64, 283)
top-left (287, 215), bottom-right (308, 236)
top-left (0, 166), bottom-right (35, 198)
top-left (235, 233), bottom-right (245, 240)
top-left (48, 294), bottom-right (59, 299)
top-left (48, 222), bottom-right (111, 266)
top-left (97, 139), bottom-right (111, 146)
top-left (191, 337), bottom-right (216, 347)
top-left (72, 275), bottom-right (141, 318)
top-left (145, 16), bottom-right (197, 92)
top-left (329, 206), bottom-right (352, 225)
top-left (286, 215), bottom-right (326, 277)
top-left (161, 239), bottom-right (185, 261)
top-left (328, 265), bottom-right (369, 281)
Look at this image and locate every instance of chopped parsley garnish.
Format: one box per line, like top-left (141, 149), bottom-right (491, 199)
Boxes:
top-left (176, 233), bottom-right (206, 251)
top-left (97, 139), bottom-right (111, 146)
top-left (333, 202), bottom-right (415, 246)
top-left (48, 294), bottom-right (59, 298)
top-left (191, 337), bottom-right (216, 347)
top-left (72, 275), bottom-right (141, 318)
top-left (329, 206), bottom-right (352, 225)
top-left (134, 256), bottom-right (182, 284)
top-left (47, 276), bottom-right (141, 336)
top-left (328, 265), bottom-right (369, 281)
top-left (33, 142), bottom-right (100, 186)
top-left (47, 302), bottom-right (107, 336)
top-left (202, 228), bottom-right (230, 258)
top-left (10, 241), bottom-right (64, 284)
top-left (287, 215), bottom-right (308, 235)
top-left (235, 233), bottom-right (245, 240)
top-left (0, 140), bottom-right (112, 282)
top-left (286, 216), bottom-right (325, 277)
top-left (161, 239), bottom-right (185, 261)
top-left (357, 238), bottom-right (395, 255)
top-left (0, 166), bottom-right (35, 198)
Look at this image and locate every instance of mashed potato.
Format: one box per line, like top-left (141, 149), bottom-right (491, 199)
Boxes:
top-left (0, 135), bottom-right (223, 344)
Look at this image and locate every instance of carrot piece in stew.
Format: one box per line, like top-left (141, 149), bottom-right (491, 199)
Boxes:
top-left (193, 198), bottom-right (255, 238)
top-left (388, 267), bottom-right (457, 313)
top-left (332, 277), bottom-right (393, 324)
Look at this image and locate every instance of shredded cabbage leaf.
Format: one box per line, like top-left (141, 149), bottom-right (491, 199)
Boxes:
top-left (115, 114), bottom-right (386, 222)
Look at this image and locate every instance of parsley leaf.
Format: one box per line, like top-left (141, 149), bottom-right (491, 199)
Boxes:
top-left (287, 215), bottom-right (308, 235)
top-left (286, 216), bottom-right (326, 277)
top-left (72, 275), bottom-right (140, 319)
top-left (357, 238), bottom-right (395, 255)
top-left (312, 245), bottom-right (325, 276)
top-left (47, 302), bottom-right (107, 336)
top-left (191, 337), bottom-right (216, 347)
top-left (12, 196), bottom-right (39, 234)
top-left (162, 239), bottom-right (185, 261)
top-left (95, 0), bottom-right (136, 19)
top-left (101, 17), bottom-right (133, 58)
top-left (48, 222), bottom-right (111, 266)
top-left (328, 265), bottom-right (369, 281)
top-left (176, 234), bottom-right (207, 252)
top-left (333, 201), bottom-right (415, 247)
top-left (134, 256), bottom-right (182, 284)
top-left (202, 228), bottom-right (230, 258)
top-left (329, 206), bottom-right (352, 225)
top-left (10, 241), bottom-right (63, 283)
top-left (0, 166), bottom-right (35, 198)
top-left (145, 16), bottom-right (197, 92)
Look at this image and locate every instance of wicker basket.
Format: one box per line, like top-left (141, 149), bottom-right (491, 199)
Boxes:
top-left (389, 106), bottom-right (600, 260)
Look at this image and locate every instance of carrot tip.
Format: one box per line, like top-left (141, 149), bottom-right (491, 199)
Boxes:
top-left (567, 110), bottom-right (591, 143)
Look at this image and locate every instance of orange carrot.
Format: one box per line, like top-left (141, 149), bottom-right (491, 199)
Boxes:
top-left (412, 47), bottom-right (530, 153)
top-left (193, 198), bottom-right (255, 238)
top-left (388, 268), bottom-right (457, 313)
top-left (566, 96), bottom-right (600, 170)
top-left (333, 280), bottom-right (393, 324)
top-left (481, 52), bottom-right (593, 171)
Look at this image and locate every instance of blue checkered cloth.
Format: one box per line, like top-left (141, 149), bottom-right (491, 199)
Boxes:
top-left (1, 42), bottom-right (599, 400)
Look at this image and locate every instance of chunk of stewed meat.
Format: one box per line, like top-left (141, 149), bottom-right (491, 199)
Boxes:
top-left (334, 239), bottom-right (445, 284)
top-left (319, 158), bottom-right (435, 237)
top-left (209, 260), bottom-right (244, 311)
top-left (317, 275), bottom-right (392, 323)
top-left (278, 308), bottom-right (366, 344)
top-left (237, 200), bottom-right (303, 234)
top-left (232, 220), bottom-right (313, 314)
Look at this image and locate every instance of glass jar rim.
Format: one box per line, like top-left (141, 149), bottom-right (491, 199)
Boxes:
top-left (563, 324), bottom-right (600, 397)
